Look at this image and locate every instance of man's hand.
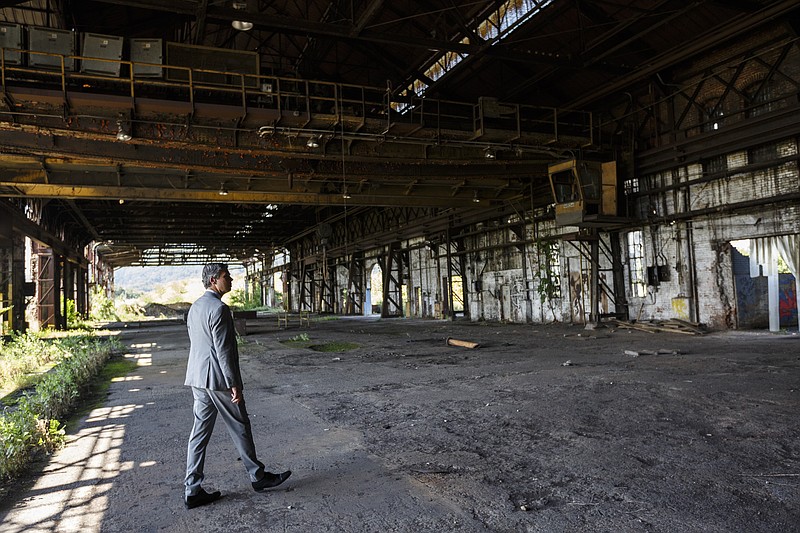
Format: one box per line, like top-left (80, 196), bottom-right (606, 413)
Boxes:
top-left (230, 386), bottom-right (242, 404)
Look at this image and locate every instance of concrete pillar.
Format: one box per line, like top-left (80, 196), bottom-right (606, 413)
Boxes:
top-left (768, 273), bottom-right (779, 332)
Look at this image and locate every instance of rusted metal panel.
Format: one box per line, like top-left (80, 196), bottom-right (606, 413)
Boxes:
top-left (35, 243), bottom-right (57, 329)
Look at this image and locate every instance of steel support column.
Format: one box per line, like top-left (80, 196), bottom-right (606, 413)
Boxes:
top-left (63, 260), bottom-right (74, 326)
top-left (345, 252), bottom-right (364, 316)
top-left (300, 265), bottom-right (315, 312)
top-left (77, 265), bottom-right (88, 318)
top-left (0, 245), bottom-right (10, 334)
top-left (380, 242), bottom-right (404, 318)
top-left (588, 230), bottom-right (600, 327)
top-left (609, 232), bottom-right (628, 320)
top-left (11, 234), bottom-right (27, 332)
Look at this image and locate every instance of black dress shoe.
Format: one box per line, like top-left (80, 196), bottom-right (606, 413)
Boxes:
top-left (185, 488), bottom-right (222, 509)
top-left (252, 470), bottom-right (292, 491)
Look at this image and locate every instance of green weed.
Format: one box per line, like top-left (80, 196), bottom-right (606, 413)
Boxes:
top-left (308, 342), bottom-right (360, 352)
top-left (0, 332), bottom-right (119, 481)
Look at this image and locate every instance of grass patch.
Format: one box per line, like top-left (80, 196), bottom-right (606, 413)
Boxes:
top-left (0, 332), bottom-right (122, 481)
top-left (314, 315), bottom-right (340, 322)
top-left (308, 342), bottom-right (360, 352)
top-left (278, 334), bottom-right (358, 352)
top-left (281, 340), bottom-right (312, 348)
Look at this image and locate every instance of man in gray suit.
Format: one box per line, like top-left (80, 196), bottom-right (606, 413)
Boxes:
top-left (184, 263), bottom-right (291, 509)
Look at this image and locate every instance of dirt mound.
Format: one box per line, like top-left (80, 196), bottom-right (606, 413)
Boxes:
top-left (142, 302), bottom-right (191, 317)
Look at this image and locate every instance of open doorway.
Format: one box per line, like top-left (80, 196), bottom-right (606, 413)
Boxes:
top-left (444, 274), bottom-right (464, 318)
top-left (369, 263), bottom-right (383, 315)
top-left (731, 239), bottom-right (798, 329)
top-left (271, 271), bottom-right (283, 308)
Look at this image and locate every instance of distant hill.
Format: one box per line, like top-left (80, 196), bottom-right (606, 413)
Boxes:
top-left (114, 265), bottom-right (202, 292)
top-left (114, 265), bottom-right (245, 294)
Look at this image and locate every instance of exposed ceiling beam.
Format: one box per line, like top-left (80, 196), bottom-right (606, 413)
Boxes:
top-left (0, 182), bottom-right (518, 208)
top-left (64, 199), bottom-right (101, 242)
top-left (193, 0), bottom-right (209, 44)
top-left (84, 0), bottom-right (571, 67)
top-left (566, 0), bottom-right (800, 109)
top-left (351, 0), bottom-right (386, 36)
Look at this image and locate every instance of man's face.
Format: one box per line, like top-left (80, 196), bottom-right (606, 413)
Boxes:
top-left (210, 269), bottom-right (233, 295)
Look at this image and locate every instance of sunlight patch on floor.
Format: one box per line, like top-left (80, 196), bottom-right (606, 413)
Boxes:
top-left (1, 402), bottom-right (141, 533)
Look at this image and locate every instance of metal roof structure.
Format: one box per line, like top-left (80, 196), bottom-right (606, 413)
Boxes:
top-left (0, 0), bottom-right (797, 266)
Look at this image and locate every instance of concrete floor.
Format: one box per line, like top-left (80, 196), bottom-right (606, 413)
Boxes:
top-left (0, 317), bottom-right (798, 532)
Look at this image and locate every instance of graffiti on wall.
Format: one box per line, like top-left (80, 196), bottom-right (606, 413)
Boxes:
top-left (569, 271), bottom-right (585, 324)
top-left (510, 275), bottom-right (526, 321)
top-left (671, 297), bottom-right (690, 320)
top-left (779, 276), bottom-right (798, 325)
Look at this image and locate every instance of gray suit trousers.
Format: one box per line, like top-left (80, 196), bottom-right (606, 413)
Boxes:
top-left (185, 387), bottom-right (266, 496)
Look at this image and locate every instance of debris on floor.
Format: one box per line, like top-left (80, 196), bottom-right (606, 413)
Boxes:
top-left (612, 319), bottom-right (707, 335)
top-left (446, 337), bottom-right (480, 349)
top-left (625, 348), bottom-right (682, 357)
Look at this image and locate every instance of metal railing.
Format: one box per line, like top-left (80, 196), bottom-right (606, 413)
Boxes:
top-left (0, 47), bottom-right (593, 146)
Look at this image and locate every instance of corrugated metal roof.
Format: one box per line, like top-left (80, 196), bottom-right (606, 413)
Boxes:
top-left (0, 0), bottom-right (62, 28)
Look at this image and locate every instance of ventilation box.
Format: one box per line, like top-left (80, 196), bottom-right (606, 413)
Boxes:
top-left (81, 33), bottom-right (123, 76)
top-left (27, 27), bottom-right (76, 71)
top-left (130, 38), bottom-right (162, 78)
top-left (0, 23), bottom-right (24, 65)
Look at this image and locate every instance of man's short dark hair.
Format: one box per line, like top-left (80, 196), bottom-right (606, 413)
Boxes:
top-left (202, 263), bottom-right (228, 289)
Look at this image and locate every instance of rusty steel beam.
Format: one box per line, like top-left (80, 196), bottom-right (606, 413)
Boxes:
top-left (0, 181), bottom-right (516, 208)
top-left (0, 129), bottom-right (548, 179)
top-left (0, 201), bottom-right (88, 265)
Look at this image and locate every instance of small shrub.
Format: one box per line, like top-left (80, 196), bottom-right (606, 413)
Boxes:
top-left (65, 300), bottom-right (91, 330)
top-left (0, 402), bottom-right (37, 477)
top-left (38, 418), bottom-right (66, 450)
top-left (0, 332), bottom-right (62, 391)
top-left (228, 288), bottom-right (264, 311)
top-left (90, 287), bottom-right (120, 322)
top-left (0, 332), bottom-right (118, 481)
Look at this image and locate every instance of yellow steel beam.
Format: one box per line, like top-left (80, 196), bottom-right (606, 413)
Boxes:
top-left (0, 182), bottom-right (495, 208)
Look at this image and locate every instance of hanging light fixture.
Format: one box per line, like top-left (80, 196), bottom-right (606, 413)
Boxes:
top-left (472, 190), bottom-right (481, 203)
top-left (342, 185), bottom-right (351, 199)
top-left (232, 2), bottom-right (253, 31)
top-left (219, 182), bottom-right (229, 196)
top-left (116, 119), bottom-right (132, 142)
top-left (306, 136), bottom-right (320, 149)
top-left (484, 146), bottom-right (496, 160)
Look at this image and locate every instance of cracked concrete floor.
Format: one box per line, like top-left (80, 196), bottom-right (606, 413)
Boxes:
top-left (1, 317), bottom-right (798, 532)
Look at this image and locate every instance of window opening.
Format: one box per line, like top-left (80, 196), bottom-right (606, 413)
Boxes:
top-left (703, 154), bottom-right (727, 175)
top-left (747, 81), bottom-right (774, 118)
top-left (703, 106), bottom-right (724, 132)
top-left (627, 230), bottom-right (646, 298)
top-left (451, 275), bottom-right (464, 313)
top-left (393, 0), bottom-right (553, 112)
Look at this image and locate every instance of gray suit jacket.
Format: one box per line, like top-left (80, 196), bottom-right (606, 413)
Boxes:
top-left (184, 290), bottom-right (243, 391)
